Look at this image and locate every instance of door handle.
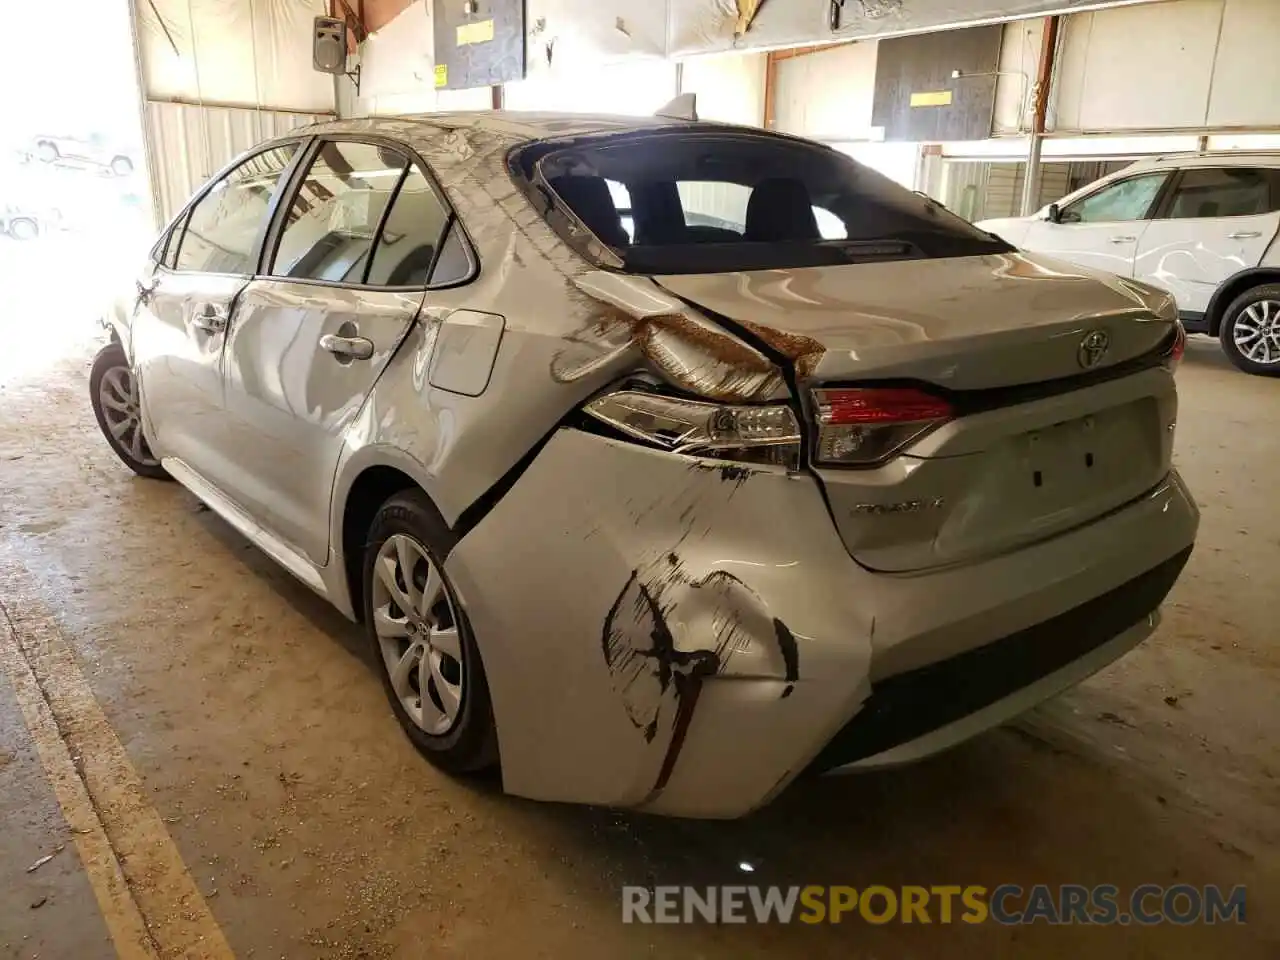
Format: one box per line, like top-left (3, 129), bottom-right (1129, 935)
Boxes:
top-left (1108, 236), bottom-right (1137, 244)
top-left (319, 333), bottom-right (375, 361)
top-left (1228, 231), bottom-right (1263, 240)
top-left (190, 305), bottom-right (227, 334)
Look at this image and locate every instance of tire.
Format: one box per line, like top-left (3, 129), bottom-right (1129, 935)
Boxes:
top-left (8, 217), bottom-right (38, 241)
top-left (89, 342), bottom-right (170, 480)
top-left (110, 156), bottom-right (133, 176)
top-left (1219, 283), bottom-right (1280, 376)
top-left (362, 489), bottom-right (498, 775)
top-left (35, 141), bottom-right (58, 163)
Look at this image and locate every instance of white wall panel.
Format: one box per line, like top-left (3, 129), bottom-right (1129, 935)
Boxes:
top-left (774, 43), bottom-right (879, 142)
top-left (1047, 0), bottom-right (1280, 133)
top-left (356, 0), bottom-right (436, 114)
top-left (1206, 0), bottom-right (1280, 127)
top-left (681, 52), bottom-right (767, 127)
top-left (136, 0), bottom-right (333, 112)
top-left (993, 19), bottom-right (1043, 134)
top-left (144, 101), bottom-right (325, 226)
top-left (504, 61), bottom-right (677, 115)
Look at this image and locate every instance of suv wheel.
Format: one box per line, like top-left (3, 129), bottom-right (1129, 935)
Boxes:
top-left (1220, 283), bottom-right (1280, 376)
top-left (362, 490), bottom-right (498, 774)
top-left (110, 156), bottom-right (133, 177)
top-left (89, 342), bottom-right (170, 479)
top-left (35, 141), bottom-right (58, 163)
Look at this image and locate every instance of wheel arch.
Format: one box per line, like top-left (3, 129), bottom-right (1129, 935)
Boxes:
top-left (334, 449), bottom-right (449, 625)
top-left (1205, 267), bottom-right (1280, 336)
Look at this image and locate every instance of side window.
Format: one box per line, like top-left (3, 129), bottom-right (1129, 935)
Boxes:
top-left (606, 180), bottom-right (635, 242)
top-left (428, 220), bottom-right (473, 286)
top-left (365, 164), bottom-right (453, 287)
top-left (160, 211), bottom-right (190, 269)
top-left (1166, 167), bottom-right (1274, 219)
top-left (1061, 173), bottom-right (1168, 224)
top-left (813, 206), bottom-right (848, 240)
top-left (271, 140), bottom-right (408, 283)
top-left (174, 144), bottom-right (297, 274)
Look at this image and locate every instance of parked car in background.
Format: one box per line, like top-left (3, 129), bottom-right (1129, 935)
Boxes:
top-left (1, 202), bottom-right (62, 240)
top-left (90, 112), bottom-right (1196, 818)
top-left (28, 132), bottom-right (136, 177)
top-left (977, 154), bottom-right (1280, 375)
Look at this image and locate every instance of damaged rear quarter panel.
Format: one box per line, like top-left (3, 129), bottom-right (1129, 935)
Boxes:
top-left (444, 428), bottom-right (874, 818)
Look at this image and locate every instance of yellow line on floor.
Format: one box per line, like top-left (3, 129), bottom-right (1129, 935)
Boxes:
top-left (0, 551), bottom-right (234, 960)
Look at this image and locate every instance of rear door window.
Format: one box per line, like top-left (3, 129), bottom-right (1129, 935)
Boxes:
top-left (515, 130), bottom-right (1009, 274)
top-left (1164, 167), bottom-right (1276, 219)
top-left (364, 164), bottom-right (453, 287)
top-left (271, 140), bottom-right (408, 284)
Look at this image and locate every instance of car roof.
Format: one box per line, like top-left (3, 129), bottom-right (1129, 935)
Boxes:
top-left (1121, 152), bottom-right (1280, 172)
top-left (290, 110), bottom-right (713, 144)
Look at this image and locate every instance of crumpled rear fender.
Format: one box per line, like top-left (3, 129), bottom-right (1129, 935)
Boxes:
top-left (445, 428), bottom-right (873, 819)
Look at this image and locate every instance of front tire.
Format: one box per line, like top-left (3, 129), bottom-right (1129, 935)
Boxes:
top-left (89, 342), bottom-right (170, 479)
top-left (1220, 283), bottom-right (1280, 376)
top-left (362, 489), bottom-right (498, 775)
top-left (8, 217), bottom-right (38, 241)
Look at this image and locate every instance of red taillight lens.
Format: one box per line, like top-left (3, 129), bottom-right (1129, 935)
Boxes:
top-left (817, 388), bottom-right (954, 425)
top-left (1163, 322), bottom-right (1186, 372)
top-left (813, 387), bottom-right (953, 466)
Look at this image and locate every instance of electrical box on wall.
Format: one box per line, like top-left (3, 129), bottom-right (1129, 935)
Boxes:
top-left (433, 0), bottom-right (526, 90)
top-left (872, 25), bottom-right (1002, 142)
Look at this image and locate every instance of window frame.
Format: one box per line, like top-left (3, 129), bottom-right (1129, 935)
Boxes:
top-left (158, 138), bottom-right (310, 279)
top-left (1149, 165), bottom-right (1280, 221)
top-left (1058, 171), bottom-right (1174, 225)
top-left (260, 133), bottom-right (478, 293)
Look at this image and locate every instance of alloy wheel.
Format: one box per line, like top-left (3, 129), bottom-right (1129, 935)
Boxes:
top-left (98, 365), bottom-right (160, 466)
top-left (371, 534), bottom-right (465, 736)
top-left (1233, 300), bottom-right (1280, 366)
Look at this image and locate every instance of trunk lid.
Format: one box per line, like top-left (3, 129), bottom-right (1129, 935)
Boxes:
top-left (655, 251), bottom-right (1174, 390)
top-left (656, 251), bottom-right (1179, 573)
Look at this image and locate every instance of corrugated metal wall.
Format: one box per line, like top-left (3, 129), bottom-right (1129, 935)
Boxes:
top-left (144, 101), bottom-right (328, 226)
top-left (943, 160), bottom-right (1126, 221)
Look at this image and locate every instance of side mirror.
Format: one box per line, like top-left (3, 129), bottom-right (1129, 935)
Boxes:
top-left (313, 16), bottom-right (348, 74)
top-left (1046, 203), bottom-right (1062, 224)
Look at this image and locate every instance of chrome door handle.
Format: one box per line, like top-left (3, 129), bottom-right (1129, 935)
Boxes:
top-left (319, 333), bottom-right (374, 361)
top-left (190, 305), bottom-right (227, 334)
top-left (1228, 231), bottom-right (1263, 240)
top-left (1108, 236), bottom-right (1137, 243)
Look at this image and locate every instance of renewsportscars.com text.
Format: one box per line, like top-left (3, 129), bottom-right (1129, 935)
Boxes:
top-left (621, 884), bottom-right (1247, 926)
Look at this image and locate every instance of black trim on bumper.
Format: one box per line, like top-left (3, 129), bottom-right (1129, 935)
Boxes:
top-left (809, 546), bottom-right (1193, 773)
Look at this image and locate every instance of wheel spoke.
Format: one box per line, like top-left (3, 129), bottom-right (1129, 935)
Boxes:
top-left (103, 369), bottom-right (134, 405)
top-left (427, 649), bottom-right (461, 720)
top-left (430, 625), bottom-right (462, 662)
top-left (128, 423), bottom-right (146, 460)
top-left (100, 393), bottom-right (130, 414)
top-left (395, 537), bottom-right (424, 613)
top-left (419, 564), bottom-right (444, 620)
top-left (389, 642), bottom-right (421, 698)
top-left (108, 416), bottom-right (131, 440)
top-left (373, 603), bottom-right (409, 639)
top-left (376, 554), bottom-right (412, 612)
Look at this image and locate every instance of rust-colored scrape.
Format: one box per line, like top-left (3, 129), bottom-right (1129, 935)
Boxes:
top-left (731, 317), bottom-right (827, 379)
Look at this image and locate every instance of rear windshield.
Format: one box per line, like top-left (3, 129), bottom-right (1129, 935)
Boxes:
top-left (513, 128), bottom-right (1010, 274)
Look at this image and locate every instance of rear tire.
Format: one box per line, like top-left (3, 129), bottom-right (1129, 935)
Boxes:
top-left (362, 489), bottom-right (498, 775)
top-left (1219, 283), bottom-right (1280, 376)
top-left (89, 342), bottom-right (170, 480)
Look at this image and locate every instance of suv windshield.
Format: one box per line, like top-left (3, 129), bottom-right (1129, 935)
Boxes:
top-left (514, 128), bottom-right (1010, 274)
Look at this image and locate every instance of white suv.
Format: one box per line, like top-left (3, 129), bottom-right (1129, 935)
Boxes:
top-left (977, 154), bottom-right (1280, 375)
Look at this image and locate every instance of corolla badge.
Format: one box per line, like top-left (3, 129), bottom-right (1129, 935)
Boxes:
top-left (1077, 330), bottom-right (1110, 369)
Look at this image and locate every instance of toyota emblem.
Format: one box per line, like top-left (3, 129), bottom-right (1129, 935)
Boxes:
top-left (1077, 330), bottom-right (1110, 369)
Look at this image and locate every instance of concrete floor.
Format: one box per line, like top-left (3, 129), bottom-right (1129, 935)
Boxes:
top-left (1, 314), bottom-right (1278, 957)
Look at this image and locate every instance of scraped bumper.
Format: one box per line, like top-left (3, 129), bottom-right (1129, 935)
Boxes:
top-left (446, 429), bottom-right (1198, 819)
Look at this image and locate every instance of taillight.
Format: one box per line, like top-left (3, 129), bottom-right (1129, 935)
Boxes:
top-left (1162, 321), bottom-right (1186, 372)
top-left (584, 389), bottom-right (801, 467)
top-left (813, 387), bottom-right (953, 466)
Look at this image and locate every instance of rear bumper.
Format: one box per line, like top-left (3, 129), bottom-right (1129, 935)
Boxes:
top-left (447, 428), bottom-right (1198, 818)
top-left (814, 545), bottom-right (1190, 773)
